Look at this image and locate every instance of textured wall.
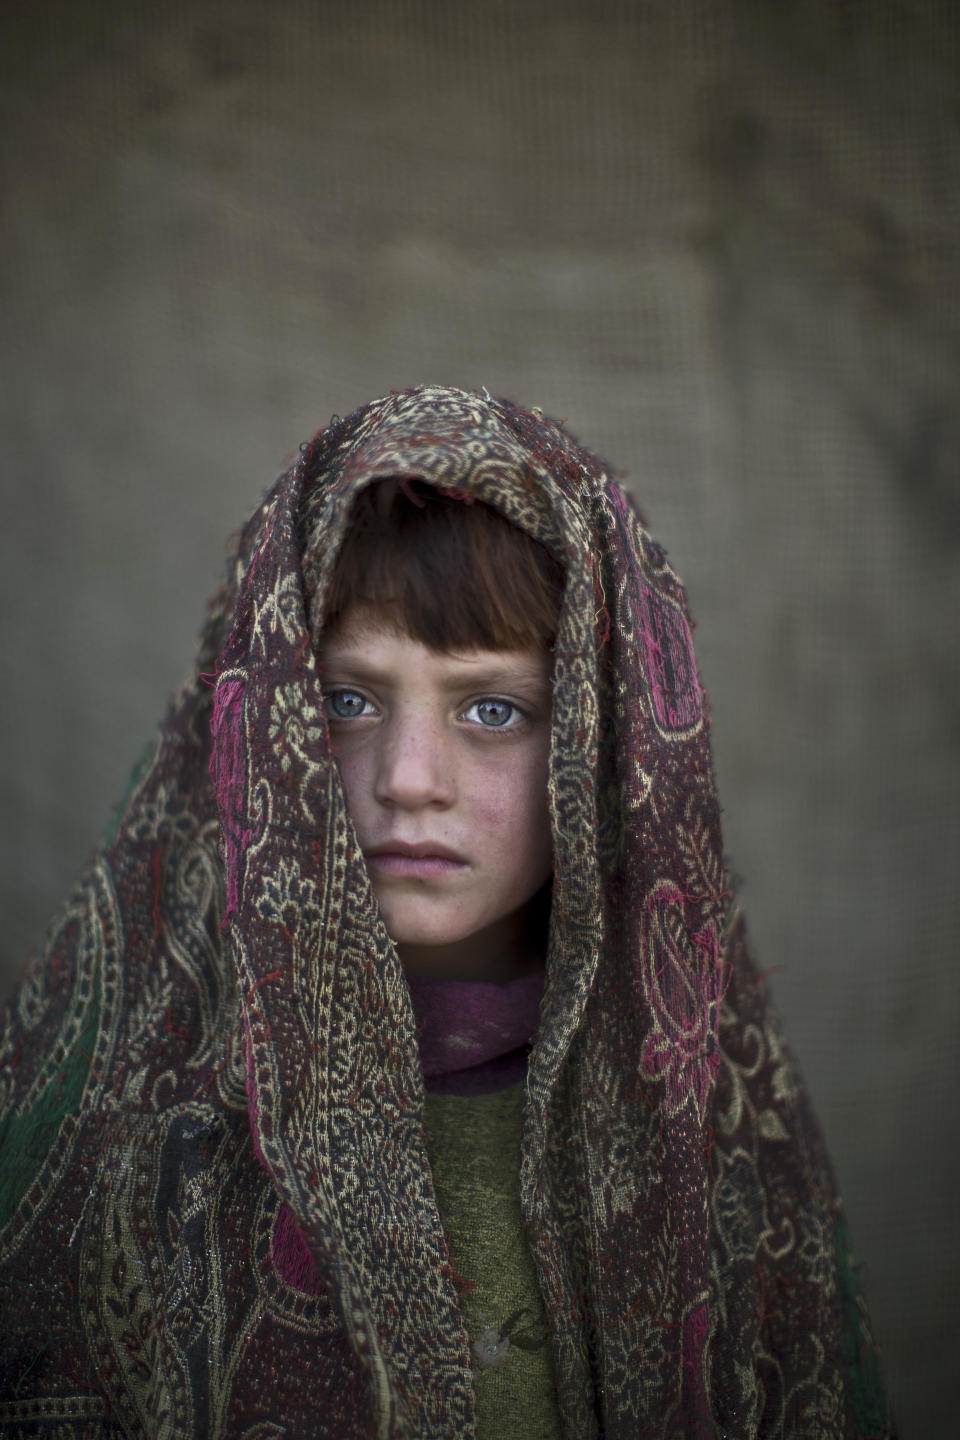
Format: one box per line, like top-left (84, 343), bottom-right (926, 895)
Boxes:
top-left (1, 2), bottom-right (957, 1432)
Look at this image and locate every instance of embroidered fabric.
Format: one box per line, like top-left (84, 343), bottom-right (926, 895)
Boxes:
top-left (407, 972), bottom-right (545, 1095)
top-left (0, 385), bottom-right (896, 1439)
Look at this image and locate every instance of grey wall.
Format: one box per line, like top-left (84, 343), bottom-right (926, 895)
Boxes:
top-left (2, 2), bottom-right (957, 1432)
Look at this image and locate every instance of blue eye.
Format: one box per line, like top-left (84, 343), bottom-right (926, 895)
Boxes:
top-left (473, 698), bottom-right (516, 727)
top-left (325, 689), bottom-right (368, 719)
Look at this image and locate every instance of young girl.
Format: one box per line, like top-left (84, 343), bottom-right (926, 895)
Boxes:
top-left (0, 386), bottom-right (893, 1438)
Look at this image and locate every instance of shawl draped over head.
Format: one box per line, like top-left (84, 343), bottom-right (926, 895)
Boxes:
top-left (0, 386), bottom-right (893, 1439)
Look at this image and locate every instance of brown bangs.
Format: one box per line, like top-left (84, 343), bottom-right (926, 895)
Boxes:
top-left (322, 479), bottom-right (564, 652)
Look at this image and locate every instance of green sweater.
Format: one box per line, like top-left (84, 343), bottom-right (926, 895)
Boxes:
top-left (423, 1085), bottom-right (563, 1440)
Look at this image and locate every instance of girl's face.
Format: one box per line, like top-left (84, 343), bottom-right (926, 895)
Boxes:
top-left (317, 605), bottom-right (553, 982)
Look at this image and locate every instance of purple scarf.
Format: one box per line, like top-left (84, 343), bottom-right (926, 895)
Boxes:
top-left (406, 971), bottom-right (545, 1095)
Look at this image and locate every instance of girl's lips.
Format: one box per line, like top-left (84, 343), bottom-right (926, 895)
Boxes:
top-left (364, 843), bottom-right (468, 880)
top-left (365, 852), bottom-right (468, 880)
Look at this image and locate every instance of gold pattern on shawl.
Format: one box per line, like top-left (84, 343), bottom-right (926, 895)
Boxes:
top-left (627, 759), bottom-right (653, 810)
top-left (160, 819), bottom-right (227, 1070)
top-left (677, 797), bottom-right (727, 925)
top-left (716, 996), bottom-right (798, 1143)
top-left (781, 1335), bottom-right (845, 1440)
top-left (0, 861), bottom-right (124, 1260)
top-left (268, 680), bottom-right (325, 823)
top-left (250, 1184), bottom-right (340, 1333)
top-left (797, 1208), bottom-right (833, 1287)
top-left (713, 1009), bottom-right (802, 1263)
top-left (593, 1224), bottom-right (701, 1428)
top-left (0, 1394), bottom-right (114, 1433)
top-left (712, 1146), bottom-right (785, 1263)
top-left (126, 782), bottom-right (197, 846)
top-left (707, 955), bottom-right (843, 1438)
top-left (7, 865), bottom-right (119, 1117)
top-left (80, 1107), bottom-right (262, 1440)
top-left (125, 790), bottom-right (235, 1085)
top-left (255, 855), bottom-right (324, 1031)
top-left (578, 1043), bottom-right (659, 1230)
top-left (81, 1135), bottom-right (192, 1437)
top-left (117, 956), bottom-right (174, 1107)
top-left (215, 1005), bottom-right (250, 1111)
top-left (128, 751), bottom-right (247, 1111)
top-left (251, 568), bottom-right (303, 654)
top-left (639, 878), bottom-right (727, 1122)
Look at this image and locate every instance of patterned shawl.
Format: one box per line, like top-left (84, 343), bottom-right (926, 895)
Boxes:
top-left (0, 385), bottom-right (893, 1439)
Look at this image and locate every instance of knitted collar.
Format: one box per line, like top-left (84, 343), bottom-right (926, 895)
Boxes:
top-left (406, 970), bottom-right (545, 1095)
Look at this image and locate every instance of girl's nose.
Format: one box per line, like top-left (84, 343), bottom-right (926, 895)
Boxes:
top-left (373, 714), bottom-right (456, 810)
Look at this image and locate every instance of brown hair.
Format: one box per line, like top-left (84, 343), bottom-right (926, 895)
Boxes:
top-left (322, 479), bottom-right (564, 651)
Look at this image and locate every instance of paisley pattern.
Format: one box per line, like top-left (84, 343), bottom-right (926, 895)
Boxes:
top-left (0, 386), bottom-right (893, 1438)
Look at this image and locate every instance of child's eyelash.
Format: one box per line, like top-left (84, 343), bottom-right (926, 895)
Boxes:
top-left (324, 688), bottom-right (373, 718)
top-left (462, 697), bottom-right (527, 728)
top-left (322, 688), bottom-right (534, 729)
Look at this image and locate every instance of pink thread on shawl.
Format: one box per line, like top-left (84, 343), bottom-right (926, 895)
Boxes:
top-left (210, 678), bottom-right (253, 926)
top-left (636, 586), bottom-right (700, 733)
top-left (609, 484), bottom-right (700, 733)
top-left (272, 1202), bottom-right (327, 1295)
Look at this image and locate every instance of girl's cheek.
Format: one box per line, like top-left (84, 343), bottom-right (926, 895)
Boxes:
top-left (470, 792), bottom-right (511, 828)
top-left (469, 762), bottom-right (548, 833)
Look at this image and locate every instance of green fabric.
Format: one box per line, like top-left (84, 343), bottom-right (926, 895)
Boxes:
top-left (99, 739), bottom-right (156, 848)
top-left (423, 1085), bottom-right (561, 1440)
top-left (836, 1209), bottom-right (890, 1435)
top-left (0, 973), bottom-right (99, 1228)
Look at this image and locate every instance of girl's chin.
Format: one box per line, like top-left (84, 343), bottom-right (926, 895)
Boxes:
top-left (391, 919), bottom-right (548, 984)
top-left (377, 901), bottom-right (480, 953)
top-left (386, 924), bottom-right (480, 956)
top-left (377, 883), bottom-right (551, 981)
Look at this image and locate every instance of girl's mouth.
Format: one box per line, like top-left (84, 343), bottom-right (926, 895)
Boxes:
top-left (364, 841), bottom-right (468, 879)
